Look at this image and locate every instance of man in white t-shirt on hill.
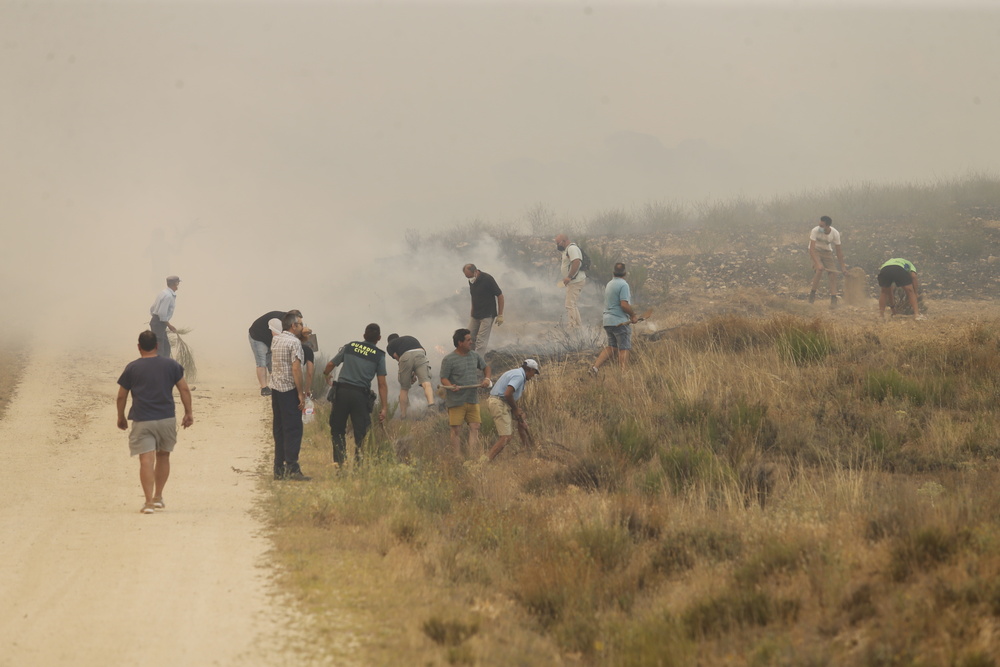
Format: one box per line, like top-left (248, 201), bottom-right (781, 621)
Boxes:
top-left (808, 216), bottom-right (847, 307)
top-left (554, 233), bottom-right (587, 328)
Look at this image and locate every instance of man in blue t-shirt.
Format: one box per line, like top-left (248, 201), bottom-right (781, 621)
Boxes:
top-left (486, 359), bottom-right (540, 461)
top-left (590, 262), bottom-right (638, 376)
top-left (323, 323), bottom-right (389, 465)
top-left (116, 330), bottom-right (194, 514)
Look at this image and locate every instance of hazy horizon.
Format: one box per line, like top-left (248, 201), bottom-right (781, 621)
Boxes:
top-left (2, 1), bottom-right (998, 367)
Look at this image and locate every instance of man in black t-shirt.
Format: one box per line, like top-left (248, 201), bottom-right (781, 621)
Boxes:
top-left (386, 333), bottom-right (436, 418)
top-left (116, 330), bottom-right (194, 514)
top-left (248, 309), bottom-right (301, 396)
top-left (461, 264), bottom-right (504, 354)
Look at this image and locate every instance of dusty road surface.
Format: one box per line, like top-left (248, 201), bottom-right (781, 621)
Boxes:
top-left (0, 343), bottom-right (294, 667)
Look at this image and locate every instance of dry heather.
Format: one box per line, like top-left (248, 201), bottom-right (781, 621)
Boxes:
top-left (266, 301), bottom-right (1000, 666)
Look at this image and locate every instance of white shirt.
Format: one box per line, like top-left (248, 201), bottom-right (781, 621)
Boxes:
top-left (561, 244), bottom-right (586, 284)
top-left (149, 288), bottom-right (177, 322)
top-left (809, 226), bottom-right (841, 253)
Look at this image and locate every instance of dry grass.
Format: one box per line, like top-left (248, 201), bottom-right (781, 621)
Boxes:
top-left (258, 302), bottom-right (1000, 664)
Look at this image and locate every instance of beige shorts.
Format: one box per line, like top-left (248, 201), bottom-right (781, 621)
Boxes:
top-left (815, 249), bottom-right (841, 273)
top-left (487, 396), bottom-right (513, 437)
top-left (398, 349), bottom-right (432, 390)
top-left (448, 403), bottom-right (481, 427)
top-left (128, 417), bottom-right (177, 456)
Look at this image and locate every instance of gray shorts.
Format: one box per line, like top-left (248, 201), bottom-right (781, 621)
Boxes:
top-left (604, 324), bottom-right (633, 350)
top-left (249, 334), bottom-right (271, 369)
top-left (129, 417), bottom-right (178, 456)
top-left (398, 348), bottom-right (432, 390)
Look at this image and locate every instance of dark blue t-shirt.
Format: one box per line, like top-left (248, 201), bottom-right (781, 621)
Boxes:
top-left (118, 356), bottom-right (185, 421)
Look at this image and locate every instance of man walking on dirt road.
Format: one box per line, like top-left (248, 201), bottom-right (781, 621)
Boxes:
top-left (149, 275), bottom-right (180, 358)
top-left (116, 330), bottom-right (194, 514)
top-left (590, 262), bottom-right (638, 375)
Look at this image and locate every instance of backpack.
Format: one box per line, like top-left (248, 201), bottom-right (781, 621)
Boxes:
top-left (569, 243), bottom-right (592, 273)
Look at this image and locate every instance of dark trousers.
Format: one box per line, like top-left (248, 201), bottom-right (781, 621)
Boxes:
top-left (329, 383), bottom-right (371, 465)
top-left (149, 316), bottom-right (171, 358)
top-left (271, 389), bottom-right (303, 477)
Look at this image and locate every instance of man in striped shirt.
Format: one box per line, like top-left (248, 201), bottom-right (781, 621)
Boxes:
top-left (269, 311), bottom-right (310, 481)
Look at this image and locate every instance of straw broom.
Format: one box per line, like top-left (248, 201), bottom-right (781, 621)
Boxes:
top-left (169, 328), bottom-right (198, 382)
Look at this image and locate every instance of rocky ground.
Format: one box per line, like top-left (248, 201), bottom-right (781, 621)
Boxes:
top-left (514, 210), bottom-right (1000, 306)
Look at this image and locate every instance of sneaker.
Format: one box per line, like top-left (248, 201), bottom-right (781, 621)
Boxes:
top-left (261, 387), bottom-right (272, 396)
top-left (286, 471), bottom-right (311, 482)
top-left (915, 314), bottom-right (927, 321)
top-left (152, 497), bottom-right (165, 510)
top-left (141, 503), bottom-right (156, 514)
top-left (588, 367), bottom-right (599, 378)
top-left (808, 291), bottom-right (816, 304)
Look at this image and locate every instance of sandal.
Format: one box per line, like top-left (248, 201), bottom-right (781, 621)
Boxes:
top-left (141, 502), bottom-right (156, 514)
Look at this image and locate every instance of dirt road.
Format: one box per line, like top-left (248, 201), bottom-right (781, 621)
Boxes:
top-left (0, 344), bottom-right (293, 666)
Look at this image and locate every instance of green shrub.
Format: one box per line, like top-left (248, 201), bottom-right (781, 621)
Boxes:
top-left (682, 590), bottom-right (800, 638)
top-left (422, 616), bottom-right (479, 646)
top-left (778, 328), bottom-right (832, 365)
top-left (659, 446), bottom-right (727, 494)
top-left (651, 528), bottom-right (743, 576)
top-left (888, 526), bottom-right (968, 581)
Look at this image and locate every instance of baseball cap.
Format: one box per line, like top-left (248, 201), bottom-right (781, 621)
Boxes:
top-left (524, 359), bottom-right (541, 374)
top-left (268, 318), bottom-right (282, 334)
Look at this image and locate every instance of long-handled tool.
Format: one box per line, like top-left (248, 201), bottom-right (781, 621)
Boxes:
top-left (631, 308), bottom-right (653, 324)
top-left (436, 381), bottom-right (492, 399)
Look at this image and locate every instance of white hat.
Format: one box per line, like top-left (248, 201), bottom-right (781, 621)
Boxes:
top-left (268, 318), bottom-right (282, 334)
top-left (524, 359), bottom-right (541, 374)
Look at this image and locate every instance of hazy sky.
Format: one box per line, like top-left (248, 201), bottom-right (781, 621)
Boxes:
top-left (2, 1), bottom-right (998, 361)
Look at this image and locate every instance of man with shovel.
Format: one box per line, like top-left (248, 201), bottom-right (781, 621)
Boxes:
top-left (590, 262), bottom-right (638, 376)
top-left (486, 359), bottom-right (540, 462)
top-left (440, 328), bottom-right (492, 457)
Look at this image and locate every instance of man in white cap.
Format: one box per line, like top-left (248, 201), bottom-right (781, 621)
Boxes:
top-left (486, 359), bottom-right (540, 461)
top-left (149, 275), bottom-right (180, 358)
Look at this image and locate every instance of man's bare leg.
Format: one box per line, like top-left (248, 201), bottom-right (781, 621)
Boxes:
top-left (879, 287), bottom-right (894, 318)
top-left (903, 284), bottom-right (920, 317)
top-left (450, 425), bottom-right (463, 457)
top-left (593, 346), bottom-right (613, 370)
top-left (256, 366), bottom-right (268, 389)
top-left (153, 451), bottom-right (170, 502)
top-left (421, 381), bottom-right (436, 409)
top-left (139, 451), bottom-right (156, 504)
top-left (468, 423), bottom-right (480, 454)
top-left (398, 389), bottom-right (410, 418)
top-left (487, 435), bottom-right (512, 461)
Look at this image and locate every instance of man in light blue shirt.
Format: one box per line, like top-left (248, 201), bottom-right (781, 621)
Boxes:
top-left (486, 359), bottom-right (540, 461)
top-left (590, 262), bottom-right (637, 375)
top-left (149, 275), bottom-right (180, 358)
